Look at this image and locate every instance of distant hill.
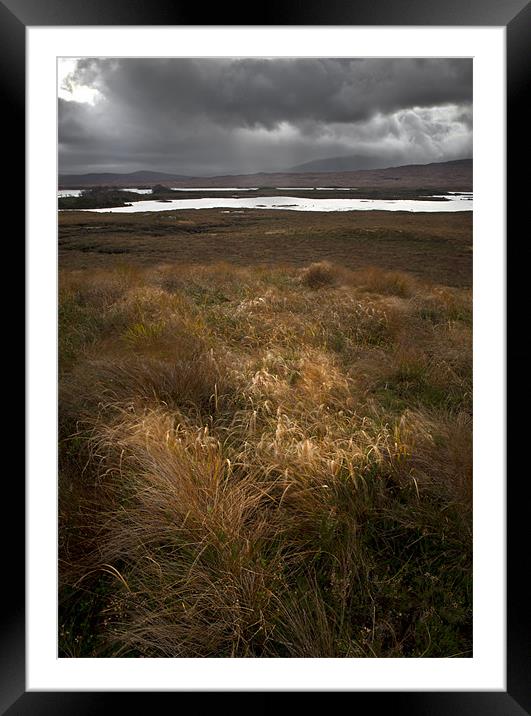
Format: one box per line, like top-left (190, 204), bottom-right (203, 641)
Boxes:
top-left (59, 158), bottom-right (472, 191)
top-left (285, 154), bottom-right (398, 173)
top-left (59, 170), bottom-right (191, 187)
top-left (167, 159), bottom-right (472, 191)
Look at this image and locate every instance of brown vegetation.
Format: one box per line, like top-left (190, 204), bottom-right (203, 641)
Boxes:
top-left (59, 260), bottom-right (472, 658)
top-left (59, 208), bottom-right (472, 287)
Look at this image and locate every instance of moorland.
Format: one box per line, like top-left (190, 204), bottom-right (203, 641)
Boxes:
top-left (59, 190), bottom-right (472, 658)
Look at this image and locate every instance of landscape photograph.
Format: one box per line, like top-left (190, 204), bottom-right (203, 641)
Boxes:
top-left (58, 57), bottom-right (473, 659)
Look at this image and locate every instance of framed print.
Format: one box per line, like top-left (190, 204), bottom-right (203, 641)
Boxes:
top-left (11, 0), bottom-right (529, 712)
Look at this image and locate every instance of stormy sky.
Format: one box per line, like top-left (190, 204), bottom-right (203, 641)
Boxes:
top-left (58, 58), bottom-right (472, 176)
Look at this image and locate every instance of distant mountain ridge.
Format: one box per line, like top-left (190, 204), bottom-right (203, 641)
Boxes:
top-left (59, 170), bottom-right (191, 186)
top-left (59, 158), bottom-right (472, 191)
top-left (285, 154), bottom-right (400, 173)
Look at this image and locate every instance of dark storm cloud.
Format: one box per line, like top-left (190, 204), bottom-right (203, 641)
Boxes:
top-left (59, 58), bottom-right (472, 175)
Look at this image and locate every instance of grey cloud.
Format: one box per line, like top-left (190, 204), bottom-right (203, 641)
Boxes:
top-left (59, 57), bottom-right (472, 175)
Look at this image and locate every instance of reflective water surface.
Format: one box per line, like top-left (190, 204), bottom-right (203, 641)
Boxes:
top-left (58, 189), bottom-right (83, 198)
top-left (79, 193), bottom-right (473, 213)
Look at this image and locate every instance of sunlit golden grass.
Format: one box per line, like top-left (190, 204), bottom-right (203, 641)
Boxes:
top-left (59, 261), bottom-right (472, 658)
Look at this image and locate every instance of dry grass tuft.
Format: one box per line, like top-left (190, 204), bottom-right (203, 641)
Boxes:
top-left (351, 266), bottom-right (419, 297)
top-left (59, 261), bottom-right (472, 658)
top-left (299, 261), bottom-right (341, 289)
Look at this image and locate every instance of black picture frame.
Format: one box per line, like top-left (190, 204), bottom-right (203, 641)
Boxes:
top-left (11, 0), bottom-right (529, 712)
